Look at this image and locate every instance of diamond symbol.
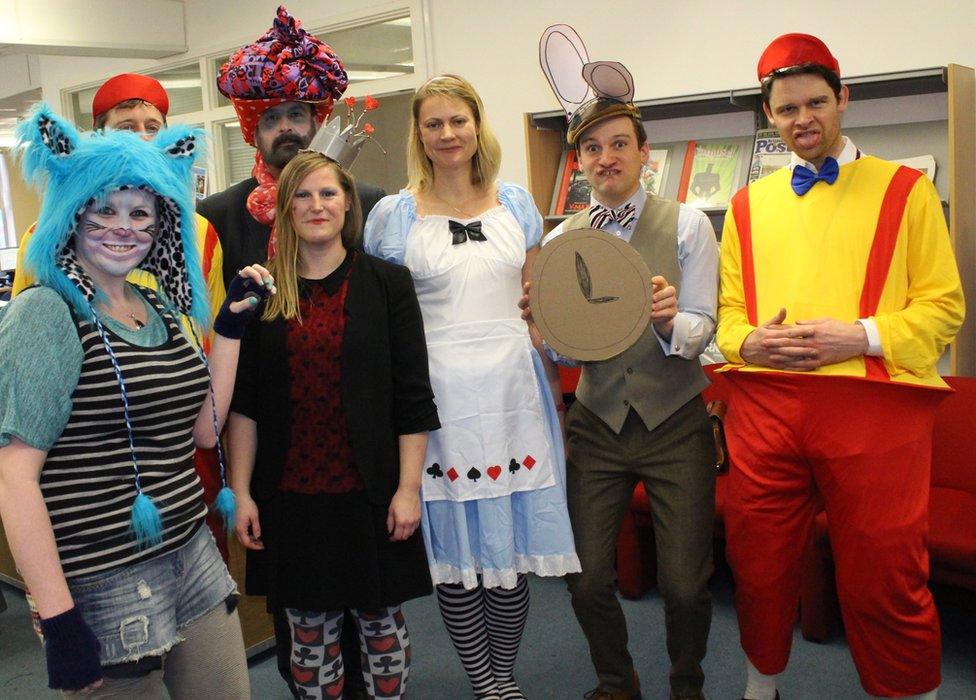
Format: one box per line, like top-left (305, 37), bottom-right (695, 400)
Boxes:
top-left (523, 455), bottom-right (536, 469)
top-left (447, 467), bottom-right (459, 482)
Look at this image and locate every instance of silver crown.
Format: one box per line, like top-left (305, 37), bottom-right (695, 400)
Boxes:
top-left (305, 115), bottom-right (369, 170)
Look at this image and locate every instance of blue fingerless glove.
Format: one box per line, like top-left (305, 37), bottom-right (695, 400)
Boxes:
top-left (213, 273), bottom-right (271, 339)
top-left (39, 606), bottom-right (102, 691)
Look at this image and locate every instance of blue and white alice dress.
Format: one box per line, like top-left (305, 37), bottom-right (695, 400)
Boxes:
top-left (365, 182), bottom-right (580, 589)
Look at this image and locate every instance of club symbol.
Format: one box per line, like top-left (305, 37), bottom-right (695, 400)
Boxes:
top-left (365, 621), bottom-right (391, 635)
top-left (509, 458), bottom-right (521, 474)
top-left (426, 462), bottom-right (443, 478)
top-left (374, 655), bottom-right (402, 674)
top-left (467, 467), bottom-right (482, 482)
top-left (576, 251), bottom-right (618, 304)
top-left (323, 658), bottom-right (342, 681)
top-left (294, 646), bottom-right (318, 665)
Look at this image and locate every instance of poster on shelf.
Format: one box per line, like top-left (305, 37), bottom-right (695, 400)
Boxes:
top-left (678, 140), bottom-right (743, 208)
top-left (893, 154), bottom-right (937, 182)
top-left (748, 128), bottom-right (791, 183)
top-left (192, 166), bottom-right (208, 200)
top-left (640, 149), bottom-right (670, 196)
top-left (551, 150), bottom-right (592, 217)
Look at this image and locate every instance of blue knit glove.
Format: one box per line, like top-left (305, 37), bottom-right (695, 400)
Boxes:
top-left (39, 607), bottom-right (102, 691)
top-left (213, 272), bottom-right (271, 339)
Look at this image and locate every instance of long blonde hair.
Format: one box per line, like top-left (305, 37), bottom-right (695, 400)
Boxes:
top-left (406, 74), bottom-right (501, 192)
top-left (262, 152), bottom-right (362, 321)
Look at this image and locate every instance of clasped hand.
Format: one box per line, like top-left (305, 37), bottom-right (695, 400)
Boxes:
top-left (740, 308), bottom-right (869, 370)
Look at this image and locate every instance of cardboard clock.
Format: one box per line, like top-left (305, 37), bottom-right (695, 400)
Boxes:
top-left (530, 228), bottom-right (653, 361)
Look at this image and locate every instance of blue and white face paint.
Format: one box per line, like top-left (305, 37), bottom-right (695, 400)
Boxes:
top-left (75, 189), bottom-right (157, 286)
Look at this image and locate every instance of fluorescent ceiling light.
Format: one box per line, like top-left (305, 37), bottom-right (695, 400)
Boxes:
top-left (347, 70), bottom-right (408, 81)
top-left (158, 79), bottom-right (202, 90)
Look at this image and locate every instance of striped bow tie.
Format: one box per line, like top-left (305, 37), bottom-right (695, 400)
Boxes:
top-left (589, 202), bottom-right (636, 231)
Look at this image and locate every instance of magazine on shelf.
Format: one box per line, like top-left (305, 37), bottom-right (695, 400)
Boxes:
top-left (678, 140), bottom-right (743, 208)
top-left (550, 149), bottom-right (592, 217)
top-left (748, 128), bottom-right (791, 183)
top-left (640, 149), bottom-right (670, 197)
top-left (893, 154), bottom-right (937, 182)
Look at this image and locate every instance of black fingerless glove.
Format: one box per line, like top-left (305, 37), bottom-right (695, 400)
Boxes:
top-left (39, 606), bottom-right (102, 691)
top-left (214, 273), bottom-right (270, 339)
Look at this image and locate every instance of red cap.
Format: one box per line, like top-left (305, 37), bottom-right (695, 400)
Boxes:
top-left (757, 33), bottom-right (840, 82)
top-left (91, 73), bottom-right (169, 126)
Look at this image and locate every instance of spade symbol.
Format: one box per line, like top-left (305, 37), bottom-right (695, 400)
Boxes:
top-left (509, 458), bottom-right (521, 475)
top-left (466, 467), bottom-right (482, 482)
top-left (426, 463), bottom-right (443, 479)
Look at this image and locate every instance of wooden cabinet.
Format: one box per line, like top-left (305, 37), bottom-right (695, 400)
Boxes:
top-left (524, 66), bottom-right (975, 376)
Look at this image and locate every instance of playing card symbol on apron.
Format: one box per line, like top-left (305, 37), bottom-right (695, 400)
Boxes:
top-left (422, 318), bottom-right (556, 502)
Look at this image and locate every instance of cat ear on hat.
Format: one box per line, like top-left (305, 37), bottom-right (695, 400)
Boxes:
top-left (16, 104), bottom-right (82, 187)
top-left (153, 125), bottom-right (206, 175)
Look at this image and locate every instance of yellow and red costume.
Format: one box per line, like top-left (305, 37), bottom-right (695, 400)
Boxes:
top-left (717, 153), bottom-right (964, 696)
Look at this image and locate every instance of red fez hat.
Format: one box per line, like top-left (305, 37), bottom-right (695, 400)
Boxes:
top-left (757, 33), bottom-right (840, 82)
top-left (91, 73), bottom-right (169, 127)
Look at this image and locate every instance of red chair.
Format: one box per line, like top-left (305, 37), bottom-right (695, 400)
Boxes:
top-left (616, 364), bottom-right (730, 599)
top-left (800, 376), bottom-right (976, 641)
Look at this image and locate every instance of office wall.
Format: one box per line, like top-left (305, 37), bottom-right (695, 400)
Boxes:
top-left (9, 0), bottom-right (976, 185)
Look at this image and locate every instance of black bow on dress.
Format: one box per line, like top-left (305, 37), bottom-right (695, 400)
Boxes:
top-left (449, 219), bottom-right (487, 245)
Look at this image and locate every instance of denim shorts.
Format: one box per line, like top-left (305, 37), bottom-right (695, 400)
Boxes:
top-left (67, 523), bottom-right (238, 665)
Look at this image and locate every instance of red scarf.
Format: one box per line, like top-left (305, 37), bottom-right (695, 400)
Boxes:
top-left (246, 151), bottom-right (277, 227)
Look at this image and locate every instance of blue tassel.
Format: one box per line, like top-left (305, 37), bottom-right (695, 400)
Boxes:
top-left (130, 491), bottom-right (164, 549)
top-left (213, 486), bottom-right (236, 532)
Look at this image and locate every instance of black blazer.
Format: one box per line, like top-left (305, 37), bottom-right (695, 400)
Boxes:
top-left (230, 253), bottom-right (440, 507)
top-left (198, 177), bottom-right (386, 288)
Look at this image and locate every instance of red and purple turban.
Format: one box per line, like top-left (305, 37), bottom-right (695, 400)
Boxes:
top-left (217, 5), bottom-right (348, 144)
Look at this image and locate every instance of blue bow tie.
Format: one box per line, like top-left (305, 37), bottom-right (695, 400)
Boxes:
top-left (791, 157), bottom-right (839, 196)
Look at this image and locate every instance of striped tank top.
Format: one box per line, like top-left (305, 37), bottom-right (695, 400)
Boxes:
top-left (40, 287), bottom-right (210, 578)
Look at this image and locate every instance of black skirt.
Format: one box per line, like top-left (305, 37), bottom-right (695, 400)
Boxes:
top-left (245, 489), bottom-right (432, 612)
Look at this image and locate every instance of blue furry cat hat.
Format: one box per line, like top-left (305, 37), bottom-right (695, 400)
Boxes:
top-left (17, 104), bottom-right (210, 326)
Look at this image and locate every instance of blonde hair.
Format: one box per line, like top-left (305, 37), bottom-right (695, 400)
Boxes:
top-left (406, 74), bottom-right (501, 192)
top-left (262, 152), bottom-right (362, 322)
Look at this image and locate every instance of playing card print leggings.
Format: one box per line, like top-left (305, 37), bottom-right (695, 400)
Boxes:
top-left (286, 607), bottom-right (410, 699)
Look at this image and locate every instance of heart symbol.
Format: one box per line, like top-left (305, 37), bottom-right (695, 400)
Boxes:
top-left (368, 636), bottom-right (397, 653)
top-left (376, 677), bottom-right (401, 695)
top-left (325, 642), bottom-right (340, 658)
top-left (487, 465), bottom-right (502, 480)
top-left (296, 627), bottom-right (320, 644)
top-left (447, 467), bottom-right (459, 482)
top-left (325, 681), bottom-right (344, 698)
top-left (524, 455), bottom-right (537, 469)
top-left (291, 666), bottom-right (315, 684)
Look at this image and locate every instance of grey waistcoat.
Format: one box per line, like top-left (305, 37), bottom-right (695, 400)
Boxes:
top-left (564, 197), bottom-right (709, 434)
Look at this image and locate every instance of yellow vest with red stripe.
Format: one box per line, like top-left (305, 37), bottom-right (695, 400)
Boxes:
top-left (717, 156), bottom-right (964, 387)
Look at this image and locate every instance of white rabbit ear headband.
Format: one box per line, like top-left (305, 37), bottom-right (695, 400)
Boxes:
top-left (539, 24), bottom-right (640, 145)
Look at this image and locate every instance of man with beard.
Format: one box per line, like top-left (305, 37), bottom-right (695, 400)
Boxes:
top-left (199, 9), bottom-right (384, 288)
top-left (197, 8), bottom-right (383, 700)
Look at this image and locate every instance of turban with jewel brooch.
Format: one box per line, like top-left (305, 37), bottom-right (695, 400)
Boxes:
top-left (217, 5), bottom-right (349, 145)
